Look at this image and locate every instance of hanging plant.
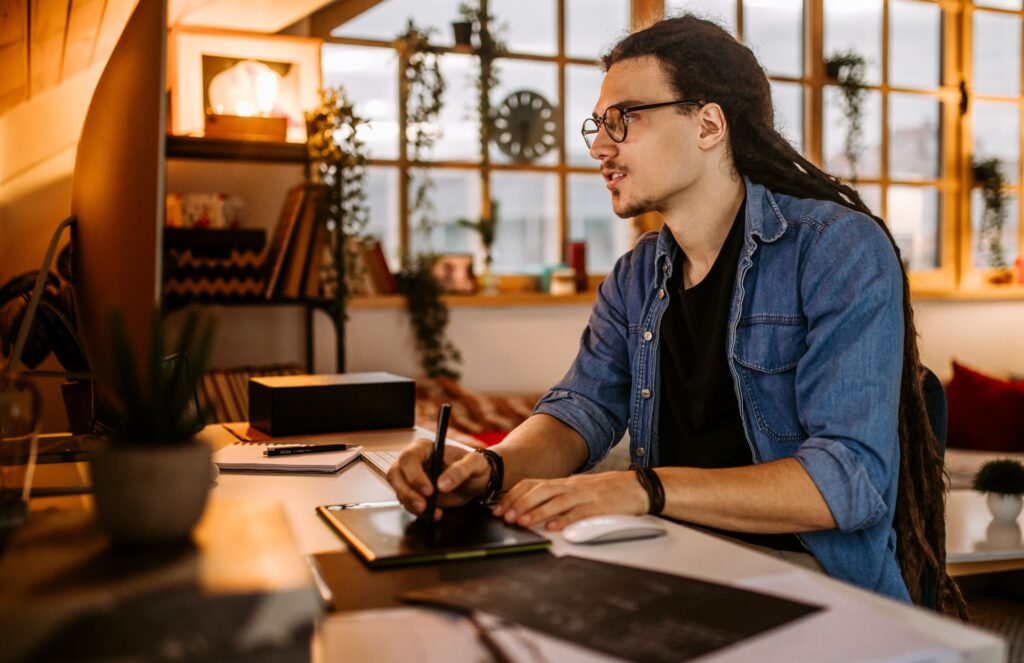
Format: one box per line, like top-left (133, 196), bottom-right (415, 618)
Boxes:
top-left (458, 1), bottom-right (508, 168)
top-left (305, 87), bottom-right (372, 317)
top-left (397, 20), bottom-right (446, 246)
top-left (396, 254), bottom-right (461, 380)
top-left (972, 156), bottom-right (1012, 281)
top-left (824, 50), bottom-right (867, 181)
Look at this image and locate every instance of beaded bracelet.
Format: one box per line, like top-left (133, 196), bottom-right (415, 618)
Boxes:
top-left (475, 447), bottom-right (505, 504)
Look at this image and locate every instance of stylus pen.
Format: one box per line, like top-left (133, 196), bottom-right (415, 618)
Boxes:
top-left (264, 443), bottom-right (349, 457)
top-left (420, 403), bottom-right (451, 531)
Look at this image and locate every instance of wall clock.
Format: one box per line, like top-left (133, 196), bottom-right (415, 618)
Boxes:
top-left (493, 89), bottom-right (559, 163)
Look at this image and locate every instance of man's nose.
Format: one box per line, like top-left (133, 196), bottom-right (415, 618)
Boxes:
top-left (588, 125), bottom-right (617, 161)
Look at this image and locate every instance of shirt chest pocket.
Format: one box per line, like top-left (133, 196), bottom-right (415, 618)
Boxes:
top-left (733, 318), bottom-right (807, 442)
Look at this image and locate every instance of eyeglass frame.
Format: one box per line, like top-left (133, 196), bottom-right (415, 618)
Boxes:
top-left (581, 99), bottom-right (705, 149)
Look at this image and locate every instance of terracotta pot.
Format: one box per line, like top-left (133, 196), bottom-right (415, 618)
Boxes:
top-left (986, 492), bottom-right (1023, 523)
top-left (90, 440), bottom-right (213, 545)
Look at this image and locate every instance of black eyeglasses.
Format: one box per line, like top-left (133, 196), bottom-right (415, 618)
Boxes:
top-left (582, 99), bottom-right (704, 149)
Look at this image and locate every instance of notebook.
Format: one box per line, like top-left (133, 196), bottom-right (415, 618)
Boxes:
top-left (316, 502), bottom-right (550, 567)
top-left (214, 443), bottom-right (363, 473)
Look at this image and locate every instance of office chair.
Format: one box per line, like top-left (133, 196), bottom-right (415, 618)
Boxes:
top-left (919, 366), bottom-right (946, 611)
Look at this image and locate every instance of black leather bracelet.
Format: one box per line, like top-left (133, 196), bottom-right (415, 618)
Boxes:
top-left (475, 448), bottom-right (504, 503)
top-left (630, 463), bottom-right (665, 515)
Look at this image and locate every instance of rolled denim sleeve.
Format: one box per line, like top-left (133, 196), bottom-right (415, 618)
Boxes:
top-left (793, 212), bottom-right (904, 533)
top-left (534, 253), bottom-right (634, 472)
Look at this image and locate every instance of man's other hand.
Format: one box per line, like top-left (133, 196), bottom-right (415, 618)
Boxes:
top-left (492, 471), bottom-right (648, 530)
top-left (387, 438), bottom-right (491, 519)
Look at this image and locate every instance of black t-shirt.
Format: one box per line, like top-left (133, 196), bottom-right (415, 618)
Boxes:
top-left (657, 201), bottom-right (804, 553)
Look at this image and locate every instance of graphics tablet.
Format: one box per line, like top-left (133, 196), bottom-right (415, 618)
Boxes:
top-left (316, 502), bottom-right (550, 567)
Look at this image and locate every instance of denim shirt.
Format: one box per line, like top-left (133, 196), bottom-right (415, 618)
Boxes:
top-left (535, 177), bottom-right (910, 602)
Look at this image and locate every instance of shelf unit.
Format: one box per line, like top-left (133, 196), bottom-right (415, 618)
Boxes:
top-left (163, 135), bottom-right (344, 373)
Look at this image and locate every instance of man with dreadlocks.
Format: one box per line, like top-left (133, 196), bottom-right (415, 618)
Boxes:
top-left (388, 14), bottom-right (967, 617)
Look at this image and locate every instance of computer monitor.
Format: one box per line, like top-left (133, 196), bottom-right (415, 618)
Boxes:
top-left (70, 0), bottom-right (166, 374)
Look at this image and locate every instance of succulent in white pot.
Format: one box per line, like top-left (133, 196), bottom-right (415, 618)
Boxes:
top-left (973, 459), bottom-right (1024, 523)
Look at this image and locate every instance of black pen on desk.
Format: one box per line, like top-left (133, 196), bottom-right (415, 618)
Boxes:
top-left (264, 443), bottom-right (349, 457)
top-left (420, 403), bottom-right (451, 531)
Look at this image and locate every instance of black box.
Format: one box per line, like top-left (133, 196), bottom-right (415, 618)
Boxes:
top-left (249, 372), bottom-right (415, 437)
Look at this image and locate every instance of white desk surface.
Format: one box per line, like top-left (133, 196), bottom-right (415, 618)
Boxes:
top-left (200, 425), bottom-right (1006, 663)
top-left (947, 489), bottom-right (1024, 564)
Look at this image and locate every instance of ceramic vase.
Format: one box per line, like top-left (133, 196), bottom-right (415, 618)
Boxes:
top-left (90, 440), bottom-right (213, 545)
top-left (986, 492), bottom-right (1023, 523)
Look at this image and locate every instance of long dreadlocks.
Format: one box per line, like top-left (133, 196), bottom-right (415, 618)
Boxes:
top-left (604, 15), bottom-right (968, 620)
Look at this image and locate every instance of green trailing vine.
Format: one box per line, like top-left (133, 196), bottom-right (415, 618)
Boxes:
top-left (396, 254), bottom-right (462, 380)
top-left (824, 50), bottom-right (867, 181)
top-left (305, 87), bottom-right (372, 316)
top-left (398, 20), bottom-right (446, 246)
top-left (972, 156), bottom-right (1011, 277)
top-left (459, 1), bottom-right (508, 169)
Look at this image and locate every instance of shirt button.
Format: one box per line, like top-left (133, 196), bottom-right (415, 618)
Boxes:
top-left (643, 330), bottom-right (653, 342)
top-left (662, 263), bottom-right (669, 273)
top-left (636, 448), bottom-right (646, 457)
top-left (658, 289), bottom-right (665, 299)
top-left (641, 388), bottom-right (652, 399)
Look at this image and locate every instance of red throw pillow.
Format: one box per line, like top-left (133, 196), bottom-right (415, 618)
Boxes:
top-left (946, 361), bottom-right (1024, 452)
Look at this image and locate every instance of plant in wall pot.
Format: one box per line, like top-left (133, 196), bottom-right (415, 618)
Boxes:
top-left (89, 310), bottom-right (216, 545)
top-left (971, 156), bottom-right (1013, 284)
top-left (973, 459), bottom-right (1024, 523)
top-left (824, 50), bottom-right (867, 182)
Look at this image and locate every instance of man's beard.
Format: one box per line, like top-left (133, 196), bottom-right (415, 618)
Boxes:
top-left (613, 191), bottom-right (658, 219)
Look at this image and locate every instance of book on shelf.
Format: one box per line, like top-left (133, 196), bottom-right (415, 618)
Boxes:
top-left (277, 185), bottom-right (326, 299)
top-left (263, 185), bottom-right (307, 299)
top-left (361, 240), bottom-right (397, 295)
top-left (302, 207), bottom-right (330, 299)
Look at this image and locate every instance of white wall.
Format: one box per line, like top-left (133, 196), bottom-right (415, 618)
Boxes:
top-left (914, 299), bottom-right (1024, 381)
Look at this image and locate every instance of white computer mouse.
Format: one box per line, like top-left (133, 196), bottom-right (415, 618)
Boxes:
top-left (561, 515), bottom-right (668, 545)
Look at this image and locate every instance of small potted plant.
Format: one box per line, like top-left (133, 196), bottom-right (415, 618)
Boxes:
top-left (457, 199), bottom-right (500, 294)
top-left (89, 309), bottom-right (217, 545)
top-left (973, 459), bottom-right (1024, 522)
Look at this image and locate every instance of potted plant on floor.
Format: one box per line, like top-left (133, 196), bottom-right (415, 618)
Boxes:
top-left (973, 459), bottom-right (1024, 522)
top-left (89, 310), bottom-right (217, 545)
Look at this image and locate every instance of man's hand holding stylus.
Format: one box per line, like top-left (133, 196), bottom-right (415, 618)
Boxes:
top-left (388, 439), bottom-right (490, 520)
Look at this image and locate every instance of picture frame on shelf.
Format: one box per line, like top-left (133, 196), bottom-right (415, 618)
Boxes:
top-left (433, 254), bottom-right (477, 294)
top-left (170, 28), bottom-right (322, 143)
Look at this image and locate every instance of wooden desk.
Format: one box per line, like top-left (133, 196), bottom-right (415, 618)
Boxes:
top-left (199, 425), bottom-right (1004, 663)
top-left (947, 488), bottom-right (1024, 577)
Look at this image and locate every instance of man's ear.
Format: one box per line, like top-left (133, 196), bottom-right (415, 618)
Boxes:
top-left (697, 103), bottom-right (728, 150)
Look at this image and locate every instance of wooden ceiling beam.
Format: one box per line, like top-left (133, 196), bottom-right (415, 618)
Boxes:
top-left (62, 0), bottom-right (105, 79)
top-left (0, 0), bottom-right (29, 114)
top-left (308, 0), bottom-right (385, 38)
top-left (29, 0), bottom-right (68, 94)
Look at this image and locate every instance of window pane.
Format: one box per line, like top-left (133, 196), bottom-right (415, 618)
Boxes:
top-left (491, 172), bottom-right (561, 273)
top-left (665, 0), bottom-right (737, 35)
top-left (331, 0), bottom-right (463, 46)
top-left (971, 190), bottom-right (1019, 268)
top-left (489, 60), bottom-right (560, 166)
top-left (974, 0), bottom-right (1021, 10)
top-left (568, 173), bottom-right (632, 272)
top-left (771, 80), bottom-right (803, 152)
top-left (364, 167), bottom-right (401, 266)
top-left (744, 0), bottom-right (803, 78)
top-left (973, 101), bottom-right (1020, 185)
top-left (567, 64), bottom-right (604, 166)
top-left (492, 0), bottom-right (557, 55)
top-left (408, 169), bottom-right (482, 257)
top-left (888, 93), bottom-right (940, 181)
top-left (321, 45), bottom-right (399, 160)
top-left (567, 0), bottom-right (630, 59)
top-left (887, 186), bottom-right (940, 270)
top-left (434, 54), bottom-right (481, 161)
top-left (855, 184), bottom-right (882, 218)
top-left (824, 87), bottom-right (882, 179)
top-left (889, 0), bottom-right (941, 90)
top-left (973, 10), bottom-right (1021, 97)
top-left (824, 0), bottom-right (882, 86)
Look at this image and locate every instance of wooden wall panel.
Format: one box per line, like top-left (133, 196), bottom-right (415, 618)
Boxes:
top-left (29, 0), bottom-right (68, 94)
top-left (62, 0), bottom-right (105, 78)
top-left (0, 0), bottom-right (29, 113)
